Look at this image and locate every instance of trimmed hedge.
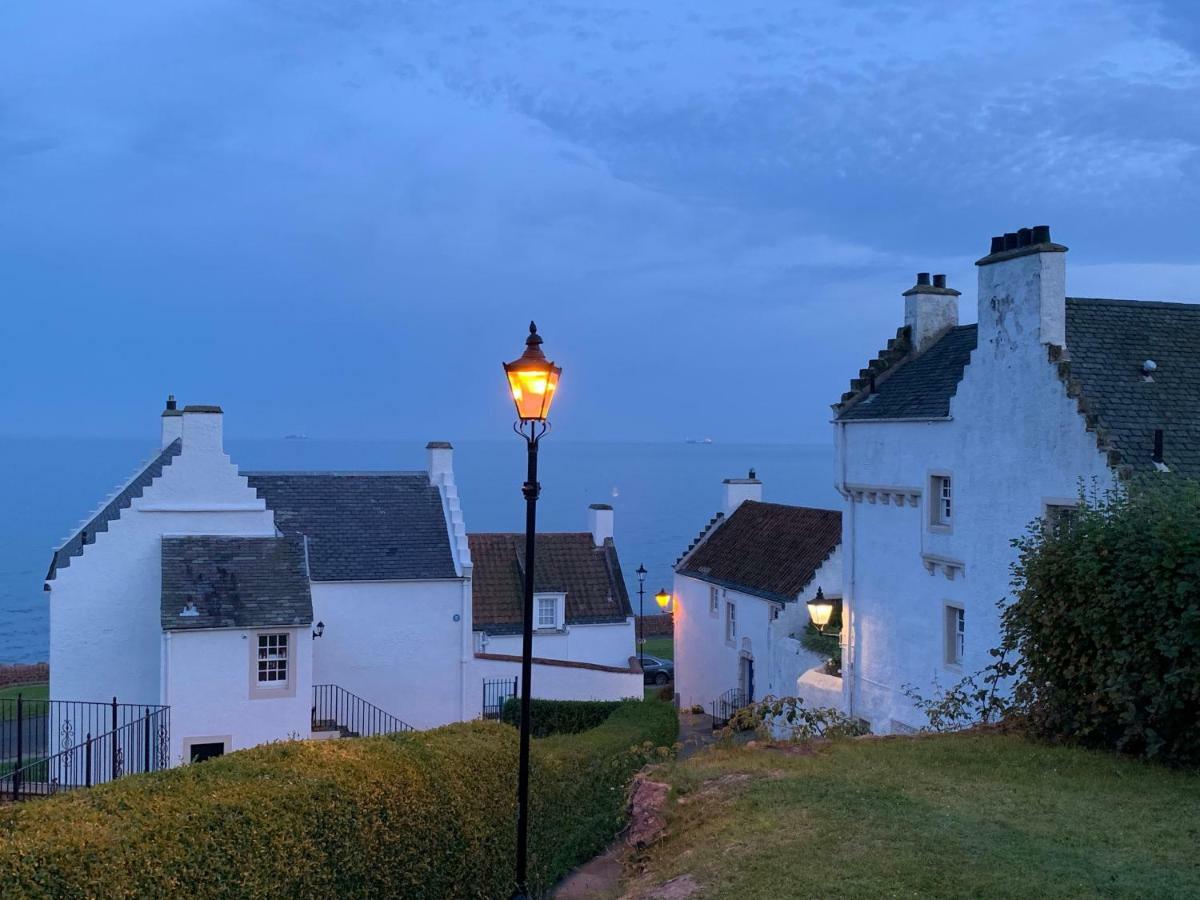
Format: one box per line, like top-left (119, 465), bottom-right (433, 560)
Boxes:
top-left (0, 700), bottom-right (677, 898)
top-left (500, 697), bottom-right (623, 737)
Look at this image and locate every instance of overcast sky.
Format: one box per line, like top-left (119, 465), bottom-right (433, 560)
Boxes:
top-left (2, 0), bottom-right (1199, 442)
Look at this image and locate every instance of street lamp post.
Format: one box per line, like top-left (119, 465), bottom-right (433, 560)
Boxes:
top-left (636, 564), bottom-right (647, 669)
top-left (503, 321), bottom-right (562, 900)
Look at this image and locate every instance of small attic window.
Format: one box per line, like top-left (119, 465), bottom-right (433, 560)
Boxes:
top-left (1142, 359), bottom-right (1157, 381)
top-left (180, 599), bottom-right (199, 617)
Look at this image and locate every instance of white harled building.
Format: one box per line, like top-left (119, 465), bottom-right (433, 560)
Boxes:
top-left (45, 403), bottom-right (640, 767)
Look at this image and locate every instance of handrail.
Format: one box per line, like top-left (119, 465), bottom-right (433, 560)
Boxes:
top-left (0, 703), bottom-right (170, 801)
top-left (710, 687), bottom-right (748, 729)
top-left (311, 684), bottom-right (414, 737)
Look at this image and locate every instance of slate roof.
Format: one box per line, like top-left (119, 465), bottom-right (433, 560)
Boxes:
top-left (469, 533), bottom-right (632, 634)
top-left (835, 298), bottom-right (1200, 477)
top-left (245, 472), bottom-right (457, 582)
top-left (676, 501), bottom-right (842, 604)
top-left (46, 439), bottom-right (183, 581)
top-left (161, 535), bottom-right (313, 631)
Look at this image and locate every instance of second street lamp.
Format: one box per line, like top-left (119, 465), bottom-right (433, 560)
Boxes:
top-left (503, 321), bottom-right (562, 900)
top-left (636, 564), bottom-right (647, 669)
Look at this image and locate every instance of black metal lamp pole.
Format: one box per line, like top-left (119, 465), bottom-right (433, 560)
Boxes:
top-left (636, 563), bottom-right (647, 669)
top-left (503, 322), bottom-right (561, 900)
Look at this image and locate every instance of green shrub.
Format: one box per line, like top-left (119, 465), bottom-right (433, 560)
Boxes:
top-left (0, 700), bottom-right (677, 898)
top-left (499, 697), bottom-right (623, 737)
top-left (1005, 476), bottom-right (1200, 766)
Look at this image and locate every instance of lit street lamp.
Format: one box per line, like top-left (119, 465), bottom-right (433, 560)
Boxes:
top-left (806, 587), bottom-right (836, 634)
top-left (636, 564), bottom-right (647, 669)
top-left (503, 321), bottom-right (561, 900)
top-left (655, 588), bottom-right (671, 611)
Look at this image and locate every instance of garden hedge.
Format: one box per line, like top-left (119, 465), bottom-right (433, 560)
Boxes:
top-left (499, 697), bottom-right (623, 737)
top-left (0, 700), bottom-right (677, 898)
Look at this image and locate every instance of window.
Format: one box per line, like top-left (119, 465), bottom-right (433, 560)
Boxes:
top-left (257, 633), bottom-right (289, 686)
top-left (944, 606), bottom-right (965, 667)
top-left (930, 474), bottom-right (953, 528)
top-left (1045, 502), bottom-right (1079, 535)
top-left (725, 601), bottom-right (737, 644)
top-left (189, 742), bottom-right (225, 763)
top-left (709, 585), bottom-right (720, 615)
top-left (536, 595), bottom-right (560, 630)
top-left (770, 604), bottom-right (782, 622)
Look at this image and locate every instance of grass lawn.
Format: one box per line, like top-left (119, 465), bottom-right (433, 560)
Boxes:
top-left (642, 637), bottom-right (673, 660)
top-left (0, 683), bottom-right (48, 718)
top-left (623, 731), bottom-right (1200, 899)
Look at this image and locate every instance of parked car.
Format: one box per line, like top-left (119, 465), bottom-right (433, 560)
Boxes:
top-left (641, 655), bottom-right (674, 685)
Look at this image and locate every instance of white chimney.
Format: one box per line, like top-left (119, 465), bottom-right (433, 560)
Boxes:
top-left (161, 395), bottom-right (183, 448)
top-left (180, 405), bottom-right (224, 453)
top-left (426, 441), bottom-right (454, 485)
top-left (588, 503), bottom-right (614, 546)
top-left (722, 469), bottom-right (762, 515)
top-left (977, 225), bottom-right (1067, 356)
top-left (903, 273), bottom-right (960, 353)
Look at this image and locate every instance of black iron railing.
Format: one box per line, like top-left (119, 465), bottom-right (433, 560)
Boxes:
top-left (710, 688), bottom-right (748, 729)
top-left (483, 676), bottom-right (518, 721)
top-left (311, 684), bottom-right (414, 738)
top-left (0, 699), bottom-right (170, 801)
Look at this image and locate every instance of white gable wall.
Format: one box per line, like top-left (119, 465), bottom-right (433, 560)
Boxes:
top-left (478, 618), bottom-right (635, 668)
top-left (49, 424), bottom-right (276, 708)
top-left (839, 247), bottom-right (1114, 732)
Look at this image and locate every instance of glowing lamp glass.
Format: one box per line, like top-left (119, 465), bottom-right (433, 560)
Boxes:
top-left (655, 589), bottom-right (671, 610)
top-left (503, 321), bottom-right (562, 422)
top-left (806, 599), bottom-right (834, 628)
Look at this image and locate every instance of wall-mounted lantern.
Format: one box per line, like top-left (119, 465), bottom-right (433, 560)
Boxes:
top-left (805, 588), bottom-right (837, 634)
top-left (655, 588), bottom-right (671, 611)
top-left (312, 620), bottom-right (325, 640)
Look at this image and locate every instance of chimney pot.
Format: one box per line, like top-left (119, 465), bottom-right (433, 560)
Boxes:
top-left (990, 236), bottom-right (1004, 254)
top-left (1032, 224), bottom-right (1051, 244)
top-left (165, 395), bottom-right (177, 411)
top-left (1003, 232), bottom-right (1019, 251)
top-left (1018, 227), bottom-right (1032, 247)
top-left (916, 272), bottom-right (931, 286)
top-left (933, 274), bottom-right (946, 289)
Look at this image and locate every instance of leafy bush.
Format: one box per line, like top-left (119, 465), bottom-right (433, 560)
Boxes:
top-left (1004, 476), bottom-right (1200, 766)
top-left (499, 697), bottom-right (625, 737)
top-left (0, 701), bottom-right (677, 898)
top-left (724, 696), bottom-right (869, 742)
top-left (903, 658), bottom-right (1012, 732)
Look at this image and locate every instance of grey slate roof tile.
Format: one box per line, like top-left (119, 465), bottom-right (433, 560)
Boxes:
top-left (245, 472), bottom-right (457, 581)
top-left (676, 501), bottom-right (842, 603)
top-left (161, 535), bottom-right (312, 631)
top-left (46, 439), bottom-right (183, 581)
top-left (836, 298), bottom-right (1200, 477)
top-left (469, 533), bottom-right (632, 634)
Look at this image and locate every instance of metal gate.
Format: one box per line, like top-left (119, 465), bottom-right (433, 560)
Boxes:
top-left (482, 677), bottom-right (518, 721)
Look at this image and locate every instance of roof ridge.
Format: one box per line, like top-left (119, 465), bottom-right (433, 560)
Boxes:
top-left (1066, 296), bottom-right (1200, 310)
top-left (243, 470), bottom-right (428, 477)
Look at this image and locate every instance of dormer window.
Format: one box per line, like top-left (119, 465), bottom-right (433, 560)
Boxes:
top-left (929, 473), bottom-right (953, 530)
top-left (535, 594), bottom-right (564, 631)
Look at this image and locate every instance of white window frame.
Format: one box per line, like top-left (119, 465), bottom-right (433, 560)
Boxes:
top-left (249, 630), bottom-right (297, 700)
top-left (534, 593), bottom-right (564, 631)
top-left (929, 471), bottom-right (953, 532)
top-left (725, 600), bottom-right (737, 645)
top-left (1043, 498), bottom-right (1081, 534)
top-left (709, 585), bottom-right (720, 617)
top-left (944, 604), bottom-right (965, 668)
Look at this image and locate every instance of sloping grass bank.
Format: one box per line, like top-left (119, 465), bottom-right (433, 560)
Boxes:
top-left (0, 700), bottom-right (676, 898)
top-left (625, 730), bottom-right (1200, 899)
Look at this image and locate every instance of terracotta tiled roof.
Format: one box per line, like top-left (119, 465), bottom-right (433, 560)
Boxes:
top-left (468, 532), bottom-right (632, 634)
top-left (676, 501), bottom-right (841, 603)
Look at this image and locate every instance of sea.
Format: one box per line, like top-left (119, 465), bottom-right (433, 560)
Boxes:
top-left (0, 437), bottom-right (835, 664)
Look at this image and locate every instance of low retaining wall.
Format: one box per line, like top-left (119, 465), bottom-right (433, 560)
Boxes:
top-left (472, 654), bottom-right (644, 713)
top-left (0, 663), bottom-right (48, 688)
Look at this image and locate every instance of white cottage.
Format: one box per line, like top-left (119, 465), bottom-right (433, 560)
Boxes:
top-left (673, 473), bottom-right (842, 715)
top-left (831, 225), bottom-right (1200, 732)
top-left (45, 403), bottom-right (639, 766)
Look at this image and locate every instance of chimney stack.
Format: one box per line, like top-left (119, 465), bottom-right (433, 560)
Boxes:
top-left (426, 441), bottom-right (454, 485)
top-left (161, 395), bottom-right (183, 448)
top-left (722, 469), bottom-right (762, 515)
top-left (180, 405), bottom-right (224, 453)
top-left (903, 272), bottom-right (961, 353)
top-left (588, 503), bottom-right (614, 546)
top-left (977, 224), bottom-right (1067, 353)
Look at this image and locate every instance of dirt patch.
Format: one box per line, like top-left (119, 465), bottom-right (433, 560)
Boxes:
top-left (633, 874), bottom-right (702, 899)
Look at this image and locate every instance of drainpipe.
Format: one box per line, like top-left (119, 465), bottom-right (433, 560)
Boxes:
top-left (833, 419), bottom-right (856, 718)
